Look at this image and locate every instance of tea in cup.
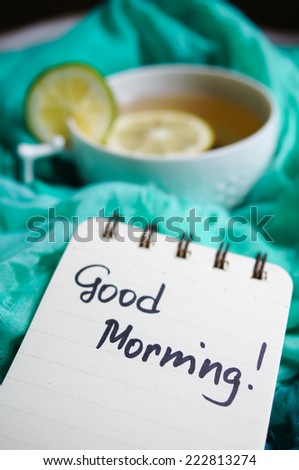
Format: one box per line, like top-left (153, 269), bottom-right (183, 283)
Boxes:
top-left (20, 65), bottom-right (279, 208)
top-left (69, 65), bottom-right (278, 207)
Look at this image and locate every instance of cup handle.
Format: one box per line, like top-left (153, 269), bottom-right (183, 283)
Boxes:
top-left (17, 135), bottom-right (66, 184)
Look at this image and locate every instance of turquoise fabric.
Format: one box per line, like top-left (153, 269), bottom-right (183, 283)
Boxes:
top-left (1, 0), bottom-right (299, 448)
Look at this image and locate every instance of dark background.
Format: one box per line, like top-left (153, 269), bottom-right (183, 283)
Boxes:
top-left (1, 0), bottom-right (299, 32)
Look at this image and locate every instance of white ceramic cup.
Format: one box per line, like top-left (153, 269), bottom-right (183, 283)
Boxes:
top-left (19, 65), bottom-right (279, 208)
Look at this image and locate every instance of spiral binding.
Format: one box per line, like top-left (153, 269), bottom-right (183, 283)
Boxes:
top-left (214, 242), bottom-right (230, 270)
top-left (214, 244), bottom-right (267, 280)
top-left (176, 234), bottom-right (192, 259)
top-left (103, 216), bottom-right (268, 280)
top-left (139, 224), bottom-right (157, 248)
top-left (252, 253), bottom-right (267, 280)
top-left (103, 214), bottom-right (121, 238)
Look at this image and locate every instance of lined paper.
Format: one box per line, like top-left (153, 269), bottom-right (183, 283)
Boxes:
top-left (0, 219), bottom-right (293, 449)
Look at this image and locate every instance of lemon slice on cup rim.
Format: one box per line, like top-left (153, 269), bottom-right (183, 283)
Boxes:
top-left (106, 110), bottom-right (215, 158)
top-left (25, 63), bottom-right (117, 144)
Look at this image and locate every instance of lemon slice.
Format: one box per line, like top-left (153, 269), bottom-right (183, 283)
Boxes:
top-left (26, 63), bottom-right (116, 143)
top-left (106, 110), bottom-right (215, 156)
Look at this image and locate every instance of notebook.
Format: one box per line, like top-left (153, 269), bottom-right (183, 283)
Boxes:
top-left (0, 217), bottom-right (293, 449)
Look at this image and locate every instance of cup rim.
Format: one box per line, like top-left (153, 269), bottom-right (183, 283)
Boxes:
top-left (69, 64), bottom-right (279, 163)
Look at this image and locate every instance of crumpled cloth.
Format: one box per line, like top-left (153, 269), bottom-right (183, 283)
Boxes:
top-left (0, 0), bottom-right (299, 449)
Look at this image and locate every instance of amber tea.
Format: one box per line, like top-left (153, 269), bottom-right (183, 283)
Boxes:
top-left (120, 93), bottom-right (263, 149)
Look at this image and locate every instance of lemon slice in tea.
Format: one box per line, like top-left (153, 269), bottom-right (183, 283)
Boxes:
top-left (25, 63), bottom-right (116, 143)
top-left (106, 110), bottom-right (215, 156)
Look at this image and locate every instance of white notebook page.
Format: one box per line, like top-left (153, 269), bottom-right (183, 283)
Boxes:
top-left (0, 218), bottom-right (293, 449)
